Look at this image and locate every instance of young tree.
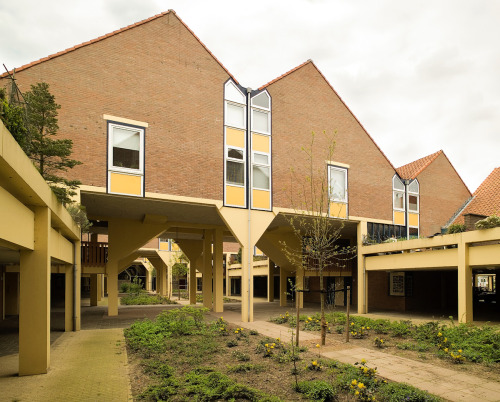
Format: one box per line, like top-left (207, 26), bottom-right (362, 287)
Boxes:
top-left (24, 82), bottom-right (81, 204)
top-left (0, 88), bottom-right (28, 149)
top-left (281, 131), bottom-right (356, 345)
top-left (172, 251), bottom-right (189, 300)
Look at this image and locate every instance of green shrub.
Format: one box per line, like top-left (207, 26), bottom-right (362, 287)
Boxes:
top-left (475, 214), bottom-right (500, 229)
top-left (447, 223), bottom-right (466, 234)
top-left (232, 350), bottom-right (250, 361)
top-left (296, 380), bottom-right (337, 401)
top-left (391, 320), bottom-right (413, 338)
top-left (371, 319), bottom-right (392, 334)
top-left (227, 363), bottom-right (265, 373)
top-left (138, 377), bottom-right (179, 401)
top-left (377, 382), bottom-right (440, 401)
top-left (120, 293), bottom-right (176, 305)
top-left (142, 360), bottom-right (175, 379)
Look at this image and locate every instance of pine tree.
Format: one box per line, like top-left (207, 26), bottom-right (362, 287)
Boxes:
top-left (0, 88), bottom-right (28, 148)
top-left (24, 82), bottom-right (82, 204)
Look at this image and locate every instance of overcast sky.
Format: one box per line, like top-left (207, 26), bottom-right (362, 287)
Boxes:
top-left (1, 0), bottom-right (499, 192)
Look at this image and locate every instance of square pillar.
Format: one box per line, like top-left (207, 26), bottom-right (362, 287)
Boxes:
top-left (65, 264), bottom-right (73, 331)
top-left (97, 274), bottom-right (102, 301)
top-left (19, 206), bottom-right (50, 375)
top-left (213, 229), bottom-right (224, 313)
top-left (279, 267), bottom-right (288, 307)
top-left (107, 262), bottom-right (119, 316)
top-left (225, 263), bottom-right (231, 297)
top-left (160, 263), bottom-right (168, 297)
top-left (167, 263), bottom-right (172, 299)
top-left (240, 245), bottom-right (254, 322)
top-left (189, 263), bottom-right (197, 304)
top-left (267, 260), bottom-right (275, 302)
top-left (90, 274), bottom-right (98, 306)
top-left (357, 221), bottom-right (368, 314)
top-left (458, 240), bottom-right (473, 323)
top-left (145, 269), bottom-right (152, 292)
top-left (202, 230), bottom-right (213, 309)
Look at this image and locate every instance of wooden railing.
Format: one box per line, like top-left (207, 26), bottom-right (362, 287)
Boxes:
top-left (81, 241), bottom-right (108, 266)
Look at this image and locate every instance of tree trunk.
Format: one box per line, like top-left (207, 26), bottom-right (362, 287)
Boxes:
top-left (320, 271), bottom-right (326, 345)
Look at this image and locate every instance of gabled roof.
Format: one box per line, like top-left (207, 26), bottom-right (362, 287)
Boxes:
top-left (452, 167), bottom-right (500, 224)
top-left (0, 10), bottom-right (238, 83)
top-left (259, 60), bottom-right (396, 171)
top-left (396, 150), bottom-right (443, 180)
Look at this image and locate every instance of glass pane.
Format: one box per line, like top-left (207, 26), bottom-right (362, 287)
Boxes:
top-left (113, 127), bottom-right (140, 150)
top-left (409, 227), bottom-right (419, 237)
top-left (225, 82), bottom-right (246, 104)
top-left (409, 195), bottom-right (418, 211)
top-left (252, 109), bottom-right (268, 133)
top-left (394, 191), bottom-right (404, 209)
top-left (408, 180), bottom-right (419, 193)
top-left (226, 160), bottom-right (244, 185)
top-left (329, 168), bottom-right (346, 202)
top-left (251, 92), bottom-right (270, 109)
top-left (253, 165), bottom-right (270, 189)
top-left (393, 176), bottom-right (404, 190)
top-left (228, 148), bottom-right (244, 160)
top-left (226, 103), bottom-right (244, 128)
top-left (254, 153), bottom-right (269, 165)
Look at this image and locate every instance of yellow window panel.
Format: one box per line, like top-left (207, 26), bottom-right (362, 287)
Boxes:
top-left (394, 211), bottom-right (405, 225)
top-left (109, 172), bottom-right (142, 196)
top-left (159, 242), bottom-right (169, 251)
top-left (252, 133), bottom-right (270, 153)
top-left (252, 189), bottom-right (270, 210)
top-left (329, 202), bottom-right (347, 218)
top-left (409, 213), bottom-right (419, 227)
top-left (226, 185), bottom-right (245, 207)
top-left (226, 127), bottom-right (246, 148)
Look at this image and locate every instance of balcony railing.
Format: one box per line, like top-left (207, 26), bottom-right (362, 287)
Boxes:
top-left (81, 241), bottom-right (108, 266)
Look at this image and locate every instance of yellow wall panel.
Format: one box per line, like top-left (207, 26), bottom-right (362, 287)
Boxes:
top-left (226, 185), bottom-right (245, 207)
top-left (159, 242), bottom-right (169, 251)
top-left (252, 133), bottom-right (270, 153)
top-left (110, 172), bottom-right (142, 195)
top-left (409, 213), bottom-right (419, 227)
top-left (252, 189), bottom-right (270, 210)
top-left (394, 211), bottom-right (405, 225)
top-left (226, 127), bottom-right (246, 148)
top-left (329, 202), bottom-right (347, 218)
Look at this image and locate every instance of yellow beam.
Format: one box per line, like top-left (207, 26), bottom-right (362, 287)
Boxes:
top-left (0, 185), bottom-right (34, 250)
top-left (366, 248), bottom-right (457, 271)
top-left (50, 228), bottom-right (74, 264)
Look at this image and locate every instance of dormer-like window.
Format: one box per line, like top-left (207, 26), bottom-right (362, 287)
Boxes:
top-left (393, 175), bottom-right (405, 211)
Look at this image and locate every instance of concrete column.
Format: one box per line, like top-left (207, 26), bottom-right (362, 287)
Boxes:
top-left (65, 264), bottom-right (74, 331)
top-left (19, 206), bottom-right (50, 375)
top-left (225, 262), bottom-right (231, 297)
top-left (213, 228), bottom-right (224, 313)
top-left (160, 263), bottom-right (168, 297)
top-left (458, 240), bottom-right (472, 323)
top-left (189, 263), bottom-right (197, 304)
top-left (90, 274), bottom-right (98, 306)
top-left (4, 272), bottom-right (19, 315)
top-left (167, 263), bottom-right (172, 299)
top-left (279, 267), bottom-right (288, 307)
top-left (145, 268), bottom-right (152, 291)
top-left (267, 260), bottom-right (275, 302)
top-left (240, 245), bottom-right (254, 322)
top-left (202, 230), bottom-right (213, 309)
top-left (97, 274), bottom-right (102, 301)
top-left (156, 262), bottom-right (163, 294)
top-left (357, 221), bottom-right (368, 314)
top-left (107, 261), bottom-right (119, 316)
top-left (295, 268), bottom-right (304, 308)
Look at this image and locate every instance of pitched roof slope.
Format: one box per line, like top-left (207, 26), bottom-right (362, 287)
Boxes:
top-left (452, 167), bottom-right (500, 224)
top-left (396, 150), bottom-right (442, 179)
top-left (1, 10), bottom-right (237, 83)
top-left (259, 60), bottom-right (396, 171)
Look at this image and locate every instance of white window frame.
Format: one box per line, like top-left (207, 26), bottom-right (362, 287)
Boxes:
top-left (392, 175), bottom-right (406, 212)
top-left (225, 144), bottom-right (246, 188)
top-left (328, 165), bottom-right (348, 203)
top-left (251, 150), bottom-right (271, 191)
top-left (108, 122), bottom-right (144, 175)
top-left (408, 179), bottom-right (419, 213)
top-left (225, 101), bottom-right (246, 130)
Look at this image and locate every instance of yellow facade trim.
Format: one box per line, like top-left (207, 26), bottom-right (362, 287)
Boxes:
top-left (329, 201), bottom-right (347, 219)
top-left (326, 160), bottom-right (350, 169)
top-left (103, 114), bottom-right (148, 127)
top-left (226, 185), bottom-right (245, 207)
top-left (252, 189), bottom-right (270, 210)
top-left (252, 133), bottom-right (270, 153)
top-left (394, 211), bottom-right (405, 225)
top-left (109, 172), bottom-right (142, 196)
top-left (409, 213), bottom-right (419, 227)
top-left (226, 127), bottom-right (246, 148)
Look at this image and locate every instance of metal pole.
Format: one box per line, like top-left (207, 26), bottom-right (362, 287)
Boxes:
top-left (345, 286), bottom-right (350, 342)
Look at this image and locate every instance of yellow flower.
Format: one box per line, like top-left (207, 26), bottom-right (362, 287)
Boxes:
top-left (351, 379), bottom-right (357, 385)
top-left (437, 332), bottom-right (442, 337)
top-left (444, 337), bottom-right (448, 342)
top-left (444, 348), bottom-right (448, 352)
top-left (351, 322), bottom-right (355, 326)
top-left (276, 338), bottom-right (280, 342)
top-left (355, 391), bottom-right (360, 396)
top-left (312, 360), bottom-right (317, 366)
top-left (235, 330), bottom-right (239, 333)
top-left (458, 349), bottom-right (462, 353)
top-left (380, 339), bottom-right (384, 343)
top-left (362, 327), bottom-right (365, 330)
top-left (367, 327), bottom-right (370, 330)
top-left (361, 358), bottom-right (367, 364)
top-left (358, 382), bottom-right (365, 389)
top-left (316, 344), bottom-right (320, 348)
top-left (308, 317), bottom-right (312, 321)
top-left (265, 343), bottom-right (268, 347)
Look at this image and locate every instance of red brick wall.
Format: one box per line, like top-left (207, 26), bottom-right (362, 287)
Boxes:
top-left (418, 154), bottom-right (471, 236)
top-left (3, 13), bottom-right (229, 200)
top-left (368, 271), bottom-right (406, 312)
top-left (267, 62), bottom-right (394, 221)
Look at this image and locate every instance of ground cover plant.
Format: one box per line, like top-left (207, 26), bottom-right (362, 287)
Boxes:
top-left (120, 280), bottom-right (177, 306)
top-left (125, 306), bottom-right (441, 401)
top-left (270, 312), bottom-right (500, 371)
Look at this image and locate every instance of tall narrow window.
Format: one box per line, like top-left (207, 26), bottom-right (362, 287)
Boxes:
top-left (328, 166), bottom-right (348, 218)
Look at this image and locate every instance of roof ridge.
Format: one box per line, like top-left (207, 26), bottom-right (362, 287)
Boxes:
top-left (1, 10), bottom-right (238, 83)
top-left (396, 150), bottom-right (443, 179)
top-left (259, 59), bottom-right (396, 171)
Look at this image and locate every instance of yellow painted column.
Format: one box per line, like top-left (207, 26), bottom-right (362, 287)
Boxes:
top-left (145, 268), bottom-right (152, 292)
top-left (161, 263), bottom-right (168, 297)
top-left (225, 262), bottom-right (231, 297)
top-left (357, 221), bottom-right (368, 314)
top-left (458, 239), bottom-right (473, 323)
top-left (189, 263), bottom-right (197, 304)
top-left (65, 264), bottom-right (73, 332)
top-left (268, 260), bottom-right (275, 302)
top-left (97, 274), bottom-right (102, 301)
top-left (75, 240), bottom-right (81, 330)
top-left (19, 206), bottom-right (50, 375)
top-left (203, 230), bottom-right (213, 309)
top-left (295, 268), bottom-right (304, 308)
top-left (240, 245), bottom-right (254, 322)
top-left (107, 261), bottom-right (119, 316)
top-left (155, 262), bottom-right (163, 294)
top-left (279, 267), bottom-right (288, 307)
top-left (213, 228), bottom-right (224, 313)
top-left (167, 263), bottom-right (172, 299)
top-left (90, 274), bottom-right (98, 306)
top-left (5, 272), bottom-right (19, 315)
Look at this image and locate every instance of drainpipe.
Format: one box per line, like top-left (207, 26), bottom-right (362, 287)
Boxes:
top-left (73, 240), bottom-right (78, 331)
top-left (403, 180), bottom-right (410, 240)
top-left (247, 87), bottom-right (252, 321)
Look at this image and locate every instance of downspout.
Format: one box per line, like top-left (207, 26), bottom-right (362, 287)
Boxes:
top-left (403, 180), bottom-right (410, 239)
top-left (247, 87), bottom-right (252, 321)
